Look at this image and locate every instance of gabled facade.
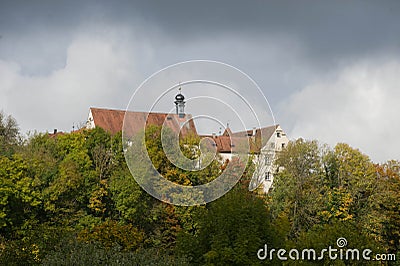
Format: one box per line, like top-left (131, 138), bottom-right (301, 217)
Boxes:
top-left (200, 125), bottom-right (289, 193)
top-left (247, 125), bottom-right (289, 193)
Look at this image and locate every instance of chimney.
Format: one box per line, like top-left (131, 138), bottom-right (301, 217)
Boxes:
top-left (252, 127), bottom-right (256, 136)
top-left (212, 132), bottom-right (216, 138)
top-left (53, 129), bottom-right (57, 134)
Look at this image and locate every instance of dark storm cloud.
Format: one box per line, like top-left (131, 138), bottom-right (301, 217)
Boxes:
top-left (0, 1), bottom-right (86, 74)
top-left (132, 0), bottom-right (400, 68)
top-left (1, 0), bottom-right (400, 161)
top-left (2, 0), bottom-right (399, 91)
top-left (2, 1), bottom-right (400, 65)
top-left (120, 1), bottom-right (399, 59)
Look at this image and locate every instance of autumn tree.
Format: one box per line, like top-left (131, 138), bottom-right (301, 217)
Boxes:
top-left (366, 160), bottom-right (400, 254)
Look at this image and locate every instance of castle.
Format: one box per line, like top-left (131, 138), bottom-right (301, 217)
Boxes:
top-left (86, 91), bottom-right (288, 193)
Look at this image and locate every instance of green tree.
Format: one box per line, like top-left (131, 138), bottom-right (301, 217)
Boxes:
top-left (270, 139), bottom-right (324, 237)
top-left (22, 133), bottom-right (59, 191)
top-left (42, 238), bottom-right (189, 266)
top-left (109, 165), bottom-right (150, 225)
top-left (292, 220), bottom-right (380, 265)
top-left (0, 111), bottom-right (20, 157)
top-left (332, 143), bottom-right (377, 218)
top-left (0, 154), bottom-right (41, 233)
top-left (42, 132), bottom-right (95, 224)
top-left (177, 186), bottom-right (275, 265)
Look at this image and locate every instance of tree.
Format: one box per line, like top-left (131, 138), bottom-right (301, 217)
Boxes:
top-left (0, 154), bottom-right (41, 234)
top-left (0, 111), bottom-right (20, 157)
top-left (77, 219), bottom-right (145, 251)
top-left (109, 165), bottom-right (150, 225)
top-left (84, 127), bottom-right (114, 181)
top-left (42, 132), bottom-right (95, 223)
top-left (270, 139), bottom-right (324, 237)
top-left (365, 161), bottom-right (400, 254)
top-left (42, 239), bottom-right (189, 266)
top-left (332, 143), bottom-right (377, 218)
top-left (293, 220), bottom-right (380, 265)
top-left (177, 186), bottom-right (276, 265)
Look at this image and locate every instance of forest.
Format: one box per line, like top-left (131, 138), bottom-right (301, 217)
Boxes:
top-left (0, 110), bottom-right (399, 265)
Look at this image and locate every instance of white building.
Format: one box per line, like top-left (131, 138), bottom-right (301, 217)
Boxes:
top-left (201, 124), bottom-right (289, 193)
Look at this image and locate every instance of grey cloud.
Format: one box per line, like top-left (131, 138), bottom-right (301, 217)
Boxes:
top-left (279, 58), bottom-right (400, 162)
top-left (1, 0), bottom-right (399, 161)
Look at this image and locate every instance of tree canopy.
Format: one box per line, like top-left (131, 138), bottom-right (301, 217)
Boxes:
top-left (0, 111), bottom-right (398, 265)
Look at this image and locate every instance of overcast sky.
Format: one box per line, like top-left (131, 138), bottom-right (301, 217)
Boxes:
top-left (1, 0), bottom-right (399, 162)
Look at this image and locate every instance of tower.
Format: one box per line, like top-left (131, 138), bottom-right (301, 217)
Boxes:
top-left (174, 87), bottom-right (185, 118)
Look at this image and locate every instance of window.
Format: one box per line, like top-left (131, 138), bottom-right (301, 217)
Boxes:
top-left (265, 172), bottom-right (271, 181)
top-left (264, 156), bottom-right (271, 165)
top-left (277, 132), bottom-right (281, 138)
top-left (281, 143), bottom-right (285, 149)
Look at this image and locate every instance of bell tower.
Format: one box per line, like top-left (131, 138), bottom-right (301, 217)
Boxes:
top-left (174, 86), bottom-right (185, 118)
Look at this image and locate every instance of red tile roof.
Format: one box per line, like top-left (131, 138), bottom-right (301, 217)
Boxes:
top-left (89, 107), bottom-right (279, 154)
top-left (202, 125), bottom-right (279, 154)
top-left (198, 135), bottom-right (233, 153)
top-left (89, 107), bottom-right (198, 137)
top-left (231, 125), bottom-right (278, 153)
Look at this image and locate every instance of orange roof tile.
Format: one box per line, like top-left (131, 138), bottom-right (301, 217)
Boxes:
top-left (89, 108), bottom-right (279, 154)
top-left (89, 107), bottom-right (198, 137)
top-left (230, 125), bottom-right (278, 153)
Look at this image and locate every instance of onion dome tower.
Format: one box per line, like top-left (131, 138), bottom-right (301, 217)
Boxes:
top-left (174, 86), bottom-right (186, 118)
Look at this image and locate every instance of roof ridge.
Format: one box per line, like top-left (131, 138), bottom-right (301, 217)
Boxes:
top-left (90, 107), bottom-right (194, 116)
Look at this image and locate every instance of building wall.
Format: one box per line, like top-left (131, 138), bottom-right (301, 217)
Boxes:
top-left (252, 125), bottom-right (289, 193)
